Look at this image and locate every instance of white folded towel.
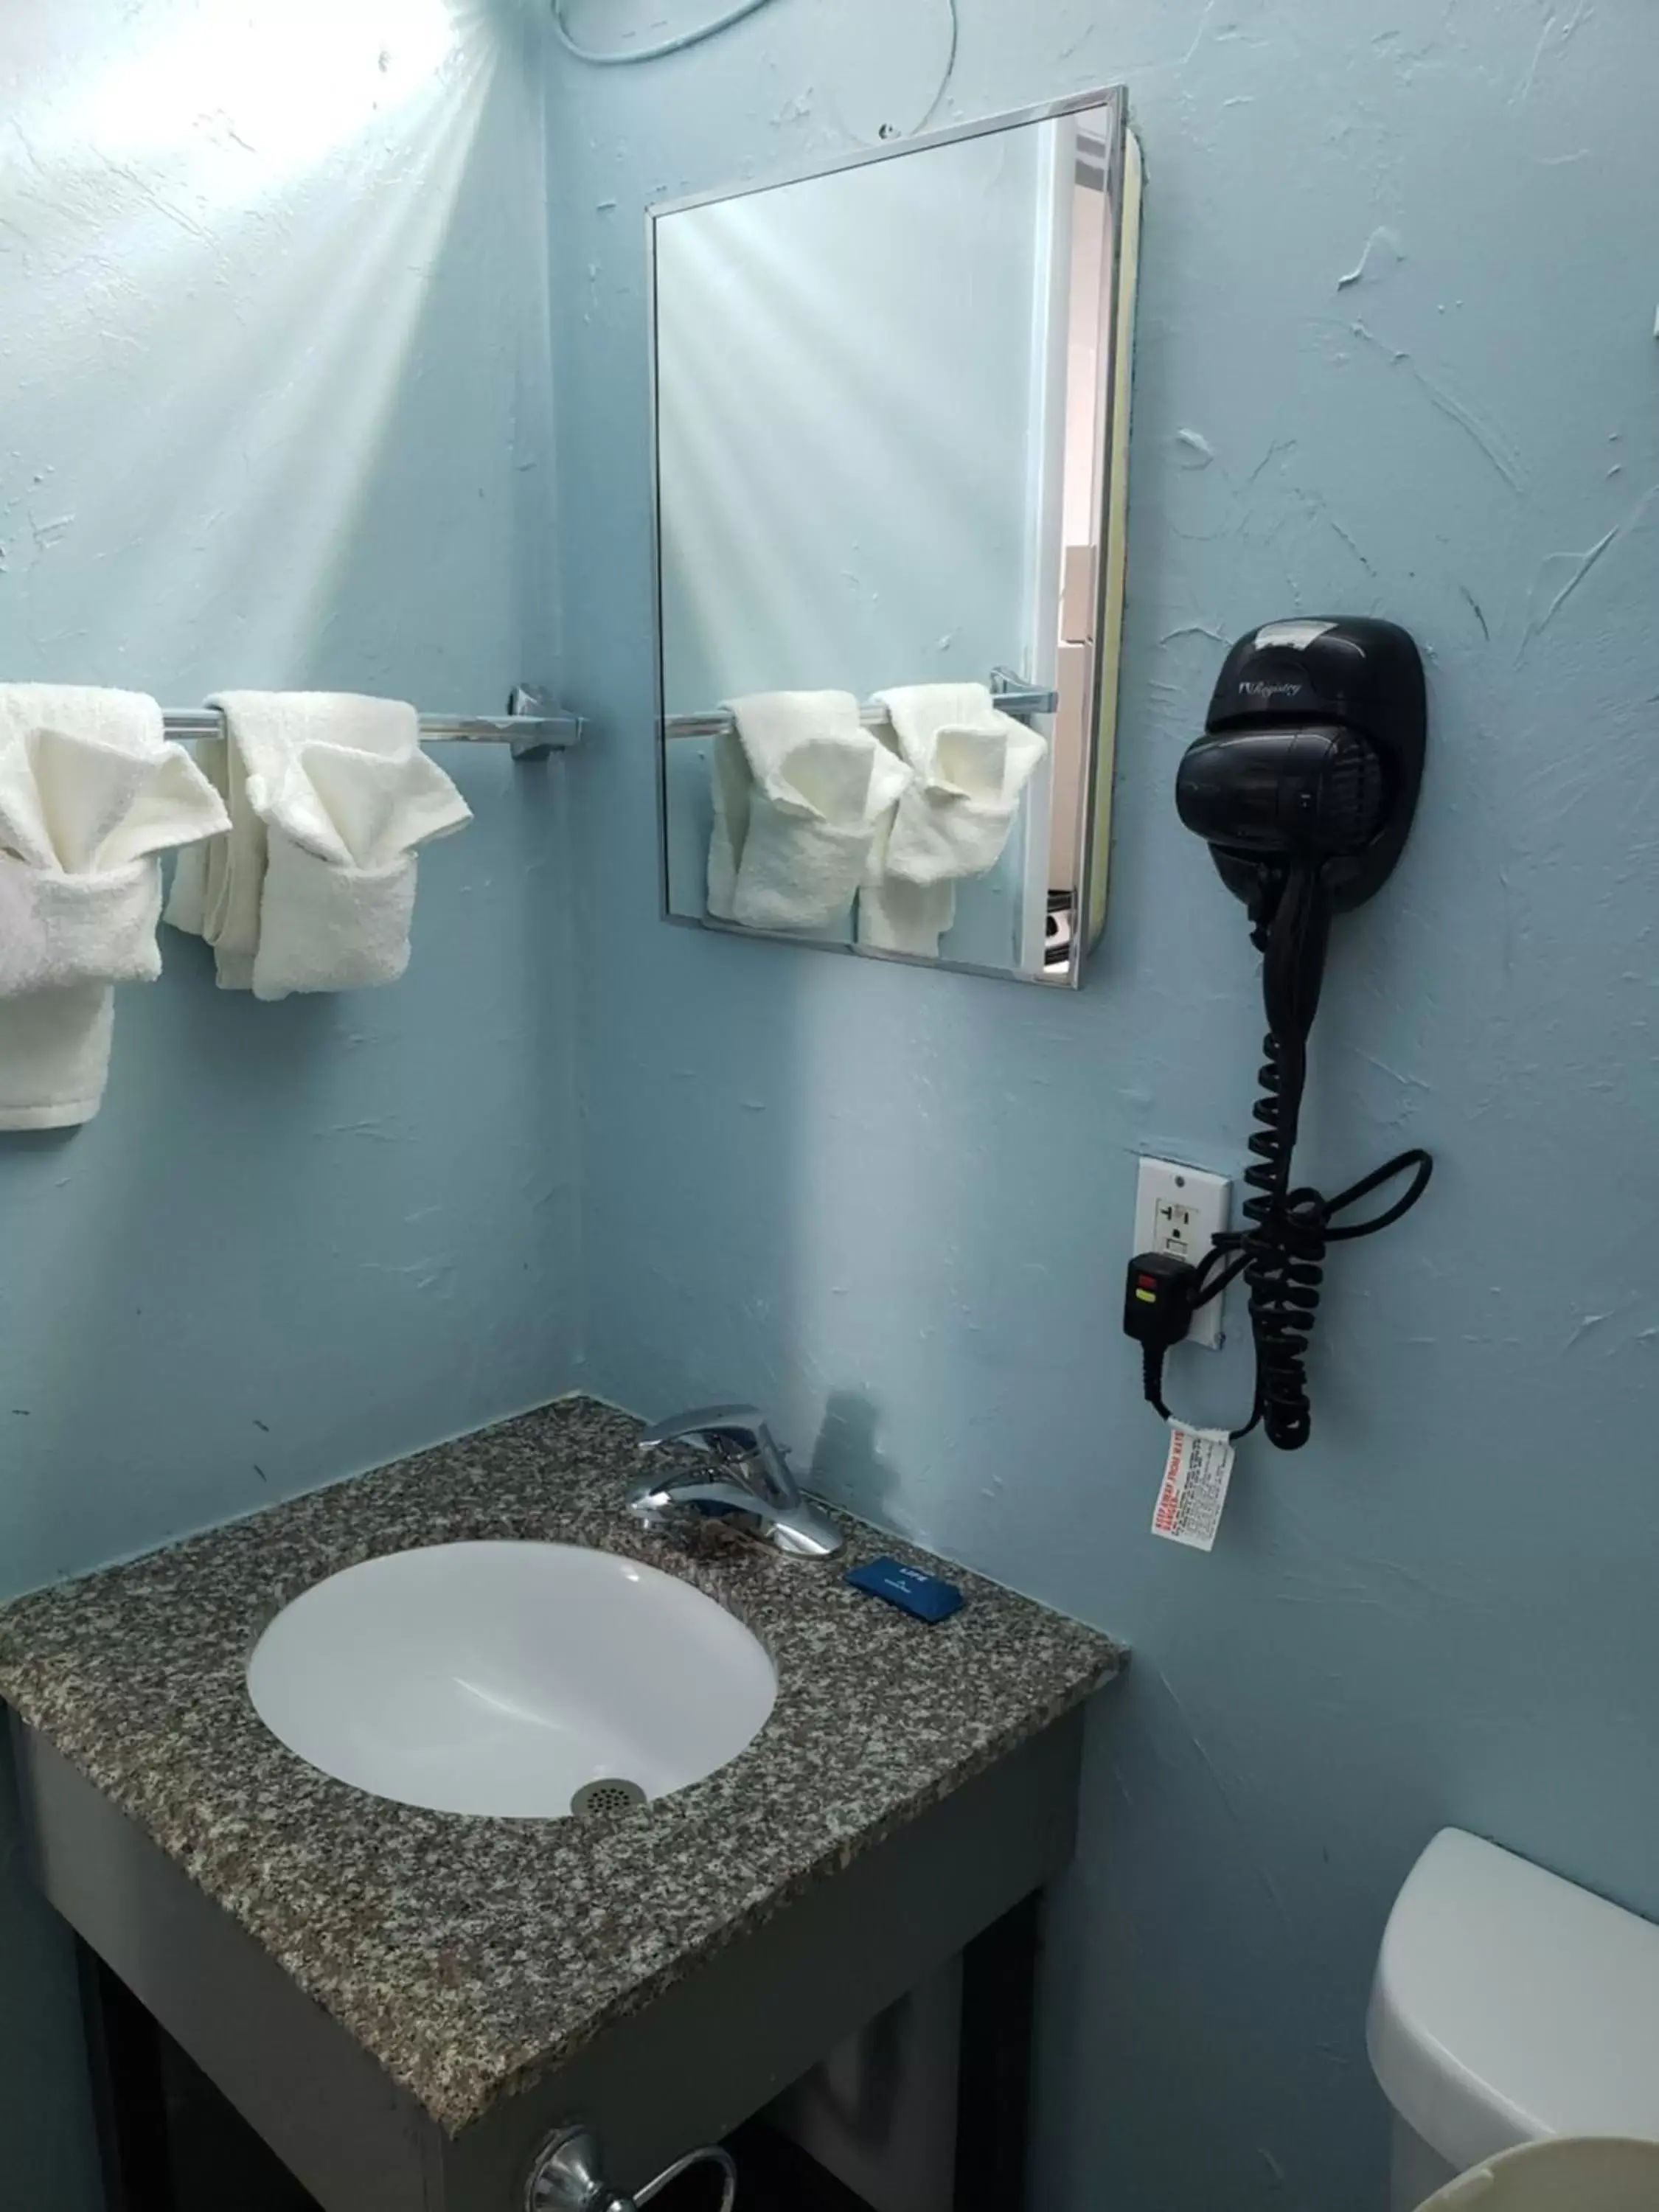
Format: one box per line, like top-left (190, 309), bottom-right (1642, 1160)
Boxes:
top-left (0, 985), bottom-right (115, 1130)
top-left (706, 730), bottom-right (751, 923)
top-left (855, 684), bottom-right (1048, 959)
top-left (0, 685), bottom-right (230, 1127)
top-left (876, 683), bottom-right (1048, 886)
top-left (166, 692), bottom-right (472, 1000)
top-left (708, 692), bottom-right (910, 935)
top-left (857, 827), bottom-right (958, 958)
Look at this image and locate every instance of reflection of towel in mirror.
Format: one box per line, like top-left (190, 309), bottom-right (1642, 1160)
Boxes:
top-left (166, 692), bottom-right (472, 1000)
top-left (707, 691), bottom-right (909, 934)
top-left (0, 686), bottom-right (230, 1127)
top-left (876, 684), bottom-right (1048, 884)
top-left (856, 767), bottom-right (957, 958)
top-left (856, 684), bottom-right (1048, 959)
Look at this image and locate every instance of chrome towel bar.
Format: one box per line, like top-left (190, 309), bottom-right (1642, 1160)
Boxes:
top-left (159, 686), bottom-right (580, 761)
top-left (663, 671), bottom-right (1058, 741)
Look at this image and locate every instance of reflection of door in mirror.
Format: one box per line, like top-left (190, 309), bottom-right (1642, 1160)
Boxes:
top-left (1026, 124), bottom-right (1113, 979)
top-left (651, 91), bottom-right (1138, 988)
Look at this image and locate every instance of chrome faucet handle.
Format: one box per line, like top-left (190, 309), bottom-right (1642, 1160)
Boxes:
top-left (638, 1403), bottom-right (772, 1451)
top-left (629, 1404), bottom-right (843, 1559)
top-left (636, 1405), bottom-right (798, 1505)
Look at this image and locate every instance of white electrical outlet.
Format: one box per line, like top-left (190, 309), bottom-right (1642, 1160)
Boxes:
top-left (1133, 1157), bottom-right (1232, 1349)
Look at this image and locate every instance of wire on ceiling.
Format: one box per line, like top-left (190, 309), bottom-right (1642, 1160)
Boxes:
top-left (550, 0), bottom-right (777, 65)
top-left (552, 0), bottom-right (959, 143)
top-left (910, 0), bottom-right (959, 133)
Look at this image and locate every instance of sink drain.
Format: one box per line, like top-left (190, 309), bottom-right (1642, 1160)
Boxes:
top-left (571, 1778), bottom-right (647, 1820)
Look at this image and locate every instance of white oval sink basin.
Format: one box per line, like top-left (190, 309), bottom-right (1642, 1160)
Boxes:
top-left (246, 1542), bottom-right (776, 1818)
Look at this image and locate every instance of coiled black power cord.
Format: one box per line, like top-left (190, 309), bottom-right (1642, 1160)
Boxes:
top-left (1191, 1037), bottom-right (1432, 1447)
top-left (1130, 859), bottom-right (1433, 1451)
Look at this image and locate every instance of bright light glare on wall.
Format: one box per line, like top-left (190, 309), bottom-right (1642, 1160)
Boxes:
top-left (72, 0), bottom-right (457, 177)
top-left (2, 0), bottom-right (501, 681)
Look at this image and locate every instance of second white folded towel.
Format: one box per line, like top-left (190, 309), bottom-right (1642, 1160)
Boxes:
top-left (856, 683), bottom-right (1048, 958)
top-left (709, 690), bottom-right (909, 935)
top-left (875, 683), bottom-right (1048, 887)
top-left (167, 692), bottom-right (473, 1000)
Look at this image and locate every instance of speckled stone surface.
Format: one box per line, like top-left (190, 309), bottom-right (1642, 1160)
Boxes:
top-left (0, 1398), bottom-right (1120, 2136)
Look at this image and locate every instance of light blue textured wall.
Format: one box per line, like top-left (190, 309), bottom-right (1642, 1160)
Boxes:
top-left (0, 1), bottom-right (574, 2199)
top-left (549, 2), bottom-right (1659, 2205)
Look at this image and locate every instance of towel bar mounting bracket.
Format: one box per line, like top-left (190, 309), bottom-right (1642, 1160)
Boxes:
top-left (507, 687), bottom-right (584, 761)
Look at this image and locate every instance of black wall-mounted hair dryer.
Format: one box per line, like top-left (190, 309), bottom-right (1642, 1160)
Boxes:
top-left (1163, 618), bottom-right (1433, 1450)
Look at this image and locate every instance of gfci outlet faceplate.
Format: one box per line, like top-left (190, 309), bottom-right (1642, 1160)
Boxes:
top-left (1133, 1158), bottom-right (1231, 1348)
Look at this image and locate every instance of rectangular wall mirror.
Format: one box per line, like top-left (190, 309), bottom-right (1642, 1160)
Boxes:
top-left (650, 87), bottom-right (1141, 988)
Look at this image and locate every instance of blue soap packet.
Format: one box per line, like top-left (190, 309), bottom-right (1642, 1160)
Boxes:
top-left (845, 1556), bottom-right (964, 1623)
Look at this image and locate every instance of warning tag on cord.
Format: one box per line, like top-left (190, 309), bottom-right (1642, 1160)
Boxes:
top-left (1151, 1420), bottom-right (1236, 1551)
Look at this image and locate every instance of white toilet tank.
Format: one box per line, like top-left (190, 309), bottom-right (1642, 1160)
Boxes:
top-left (1368, 1829), bottom-right (1659, 2211)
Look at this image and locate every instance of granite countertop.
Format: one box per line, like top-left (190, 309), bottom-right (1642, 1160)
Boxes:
top-left (0, 1397), bottom-right (1120, 2136)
